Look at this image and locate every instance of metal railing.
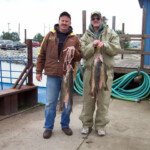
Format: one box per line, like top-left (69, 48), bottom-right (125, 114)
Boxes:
top-left (0, 57), bottom-right (37, 90)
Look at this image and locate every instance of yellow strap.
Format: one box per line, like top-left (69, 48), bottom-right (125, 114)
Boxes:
top-left (51, 29), bottom-right (56, 33)
top-left (70, 32), bottom-right (75, 36)
top-left (37, 35), bottom-right (47, 55)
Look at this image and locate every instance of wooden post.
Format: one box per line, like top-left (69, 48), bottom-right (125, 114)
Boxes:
top-left (25, 29), bottom-right (27, 44)
top-left (121, 23), bottom-right (125, 59)
top-left (82, 10), bottom-right (86, 34)
top-left (112, 16), bottom-right (116, 30)
top-left (141, 8), bottom-right (146, 69)
top-left (27, 39), bottom-right (33, 85)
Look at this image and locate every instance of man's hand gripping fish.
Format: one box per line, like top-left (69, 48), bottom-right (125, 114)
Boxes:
top-left (59, 46), bottom-right (75, 112)
top-left (89, 47), bottom-right (108, 99)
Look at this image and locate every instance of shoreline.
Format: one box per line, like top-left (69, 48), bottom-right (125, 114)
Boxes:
top-left (0, 47), bottom-right (39, 65)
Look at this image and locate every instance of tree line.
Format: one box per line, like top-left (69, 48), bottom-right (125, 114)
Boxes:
top-left (0, 30), bottom-right (129, 48)
top-left (0, 32), bottom-right (44, 43)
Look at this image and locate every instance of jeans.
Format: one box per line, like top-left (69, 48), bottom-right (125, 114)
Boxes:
top-left (44, 76), bottom-right (71, 130)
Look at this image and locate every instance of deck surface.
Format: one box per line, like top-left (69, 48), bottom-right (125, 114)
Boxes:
top-left (114, 54), bottom-right (150, 74)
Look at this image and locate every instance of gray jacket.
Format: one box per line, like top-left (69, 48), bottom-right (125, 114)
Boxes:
top-left (80, 24), bottom-right (121, 70)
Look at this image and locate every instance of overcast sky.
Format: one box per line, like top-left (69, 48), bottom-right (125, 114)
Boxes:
top-left (0, 0), bottom-right (142, 42)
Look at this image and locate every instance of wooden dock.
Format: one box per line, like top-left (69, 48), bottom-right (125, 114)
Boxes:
top-left (114, 54), bottom-right (150, 74)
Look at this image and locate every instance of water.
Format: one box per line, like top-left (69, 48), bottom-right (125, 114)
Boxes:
top-left (0, 61), bottom-right (47, 87)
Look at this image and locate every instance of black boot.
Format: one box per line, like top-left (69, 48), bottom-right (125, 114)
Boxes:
top-left (43, 129), bottom-right (52, 139)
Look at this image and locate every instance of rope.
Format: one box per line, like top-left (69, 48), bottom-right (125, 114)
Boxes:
top-left (63, 46), bottom-right (75, 71)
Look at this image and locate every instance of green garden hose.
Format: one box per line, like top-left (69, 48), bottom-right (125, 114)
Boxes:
top-left (74, 66), bottom-right (84, 95)
top-left (112, 71), bottom-right (150, 102)
top-left (73, 67), bottom-right (150, 102)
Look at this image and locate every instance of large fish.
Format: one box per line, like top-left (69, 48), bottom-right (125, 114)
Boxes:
top-left (59, 47), bottom-right (75, 112)
top-left (89, 55), bottom-right (101, 98)
top-left (89, 51), bottom-right (108, 99)
top-left (59, 64), bottom-right (74, 112)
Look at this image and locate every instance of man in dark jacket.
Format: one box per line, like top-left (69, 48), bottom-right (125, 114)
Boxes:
top-left (36, 11), bottom-right (82, 139)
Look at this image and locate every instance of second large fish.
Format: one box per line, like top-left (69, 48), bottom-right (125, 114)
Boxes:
top-left (59, 64), bottom-right (74, 112)
top-left (89, 53), bottom-right (108, 99)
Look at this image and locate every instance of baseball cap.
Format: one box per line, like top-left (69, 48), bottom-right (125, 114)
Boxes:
top-left (91, 11), bottom-right (101, 18)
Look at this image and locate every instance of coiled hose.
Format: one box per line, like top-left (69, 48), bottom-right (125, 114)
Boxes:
top-left (74, 66), bottom-right (84, 96)
top-left (73, 67), bottom-right (150, 102)
top-left (112, 71), bottom-right (150, 102)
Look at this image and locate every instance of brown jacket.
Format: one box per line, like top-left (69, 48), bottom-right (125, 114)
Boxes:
top-left (36, 29), bottom-right (82, 77)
